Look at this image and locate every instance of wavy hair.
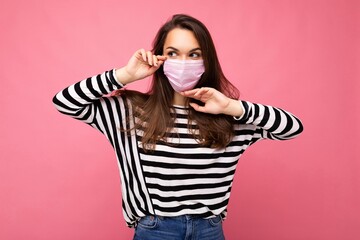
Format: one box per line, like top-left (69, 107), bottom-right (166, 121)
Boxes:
top-left (117, 14), bottom-right (239, 151)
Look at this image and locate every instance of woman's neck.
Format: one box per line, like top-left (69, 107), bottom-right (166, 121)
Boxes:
top-left (173, 92), bottom-right (187, 106)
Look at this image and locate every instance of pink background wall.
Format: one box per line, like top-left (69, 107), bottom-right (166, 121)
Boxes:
top-left (1, 0), bottom-right (359, 239)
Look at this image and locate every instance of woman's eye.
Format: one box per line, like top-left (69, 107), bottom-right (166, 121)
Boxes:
top-left (190, 52), bottom-right (201, 58)
top-left (167, 52), bottom-right (177, 57)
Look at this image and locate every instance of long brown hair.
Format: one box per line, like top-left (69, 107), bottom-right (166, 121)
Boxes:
top-left (118, 14), bottom-right (239, 151)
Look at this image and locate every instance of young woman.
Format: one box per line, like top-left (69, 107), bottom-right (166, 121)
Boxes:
top-left (53, 14), bottom-right (303, 240)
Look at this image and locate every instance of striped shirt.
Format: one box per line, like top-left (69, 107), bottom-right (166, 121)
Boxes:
top-left (52, 69), bottom-right (303, 227)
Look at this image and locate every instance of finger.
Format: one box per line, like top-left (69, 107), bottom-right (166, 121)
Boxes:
top-left (153, 55), bottom-right (158, 67)
top-left (194, 88), bottom-right (210, 97)
top-left (157, 60), bottom-right (165, 66)
top-left (140, 49), bottom-right (147, 62)
top-left (156, 55), bottom-right (167, 61)
top-left (146, 51), bottom-right (153, 66)
top-left (189, 102), bottom-right (206, 113)
top-left (182, 88), bottom-right (201, 96)
top-left (149, 61), bottom-right (165, 72)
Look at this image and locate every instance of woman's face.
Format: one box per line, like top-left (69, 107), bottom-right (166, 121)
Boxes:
top-left (163, 28), bottom-right (202, 60)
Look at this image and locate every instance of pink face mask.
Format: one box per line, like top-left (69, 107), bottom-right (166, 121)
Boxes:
top-left (163, 59), bottom-right (205, 92)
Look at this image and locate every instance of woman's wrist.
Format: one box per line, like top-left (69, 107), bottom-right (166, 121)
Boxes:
top-left (223, 99), bottom-right (245, 119)
top-left (115, 67), bottom-right (135, 85)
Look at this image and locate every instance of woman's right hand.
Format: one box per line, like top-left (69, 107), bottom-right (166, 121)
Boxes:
top-left (115, 49), bottom-right (166, 85)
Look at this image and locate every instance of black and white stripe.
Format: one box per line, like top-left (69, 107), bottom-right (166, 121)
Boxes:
top-left (53, 69), bottom-right (303, 227)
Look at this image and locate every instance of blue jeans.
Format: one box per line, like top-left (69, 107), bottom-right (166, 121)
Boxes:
top-left (133, 214), bottom-right (225, 240)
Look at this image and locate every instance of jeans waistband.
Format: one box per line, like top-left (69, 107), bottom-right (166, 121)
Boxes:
top-left (153, 214), bottom-right (221, 221)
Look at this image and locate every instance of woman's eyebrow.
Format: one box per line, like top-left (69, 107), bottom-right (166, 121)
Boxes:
top-left (189, 47), bottom-right (201, 52)
top-left (165, 47), bottom-right (179, 51)
top-left (166, 47), bottom-right (201, 52)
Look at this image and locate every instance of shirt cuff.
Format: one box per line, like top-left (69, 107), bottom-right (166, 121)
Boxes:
top-left (233, 100), bottom-right (246, 120)
top-left (111, 68), bottom-right (125, 88)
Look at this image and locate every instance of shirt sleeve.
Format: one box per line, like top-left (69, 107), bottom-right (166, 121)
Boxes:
top-left (234, 100), bottom-right (304, 140)
top-left (52, 69), bottom-right (124, 125)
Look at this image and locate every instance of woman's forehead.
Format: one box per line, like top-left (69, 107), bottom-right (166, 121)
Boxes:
top-left (164, 28), bottom-right (200, 51)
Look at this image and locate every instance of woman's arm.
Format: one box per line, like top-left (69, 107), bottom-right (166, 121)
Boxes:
top-left (53, 49), bottom-right (166, 123)
top-left (181, 87), bottom-right (303, 140)
top-left (235, 100), bottom-right (303, 140)
top-left (52, 69), bottom-right (123, 124)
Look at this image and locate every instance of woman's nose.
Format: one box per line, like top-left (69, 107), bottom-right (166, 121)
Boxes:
top-left (179, 55), bottom-right (187, 60)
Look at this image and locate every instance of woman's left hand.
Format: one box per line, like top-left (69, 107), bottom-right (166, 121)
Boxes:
top-left (180, 87), bottom-right (243, 117)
